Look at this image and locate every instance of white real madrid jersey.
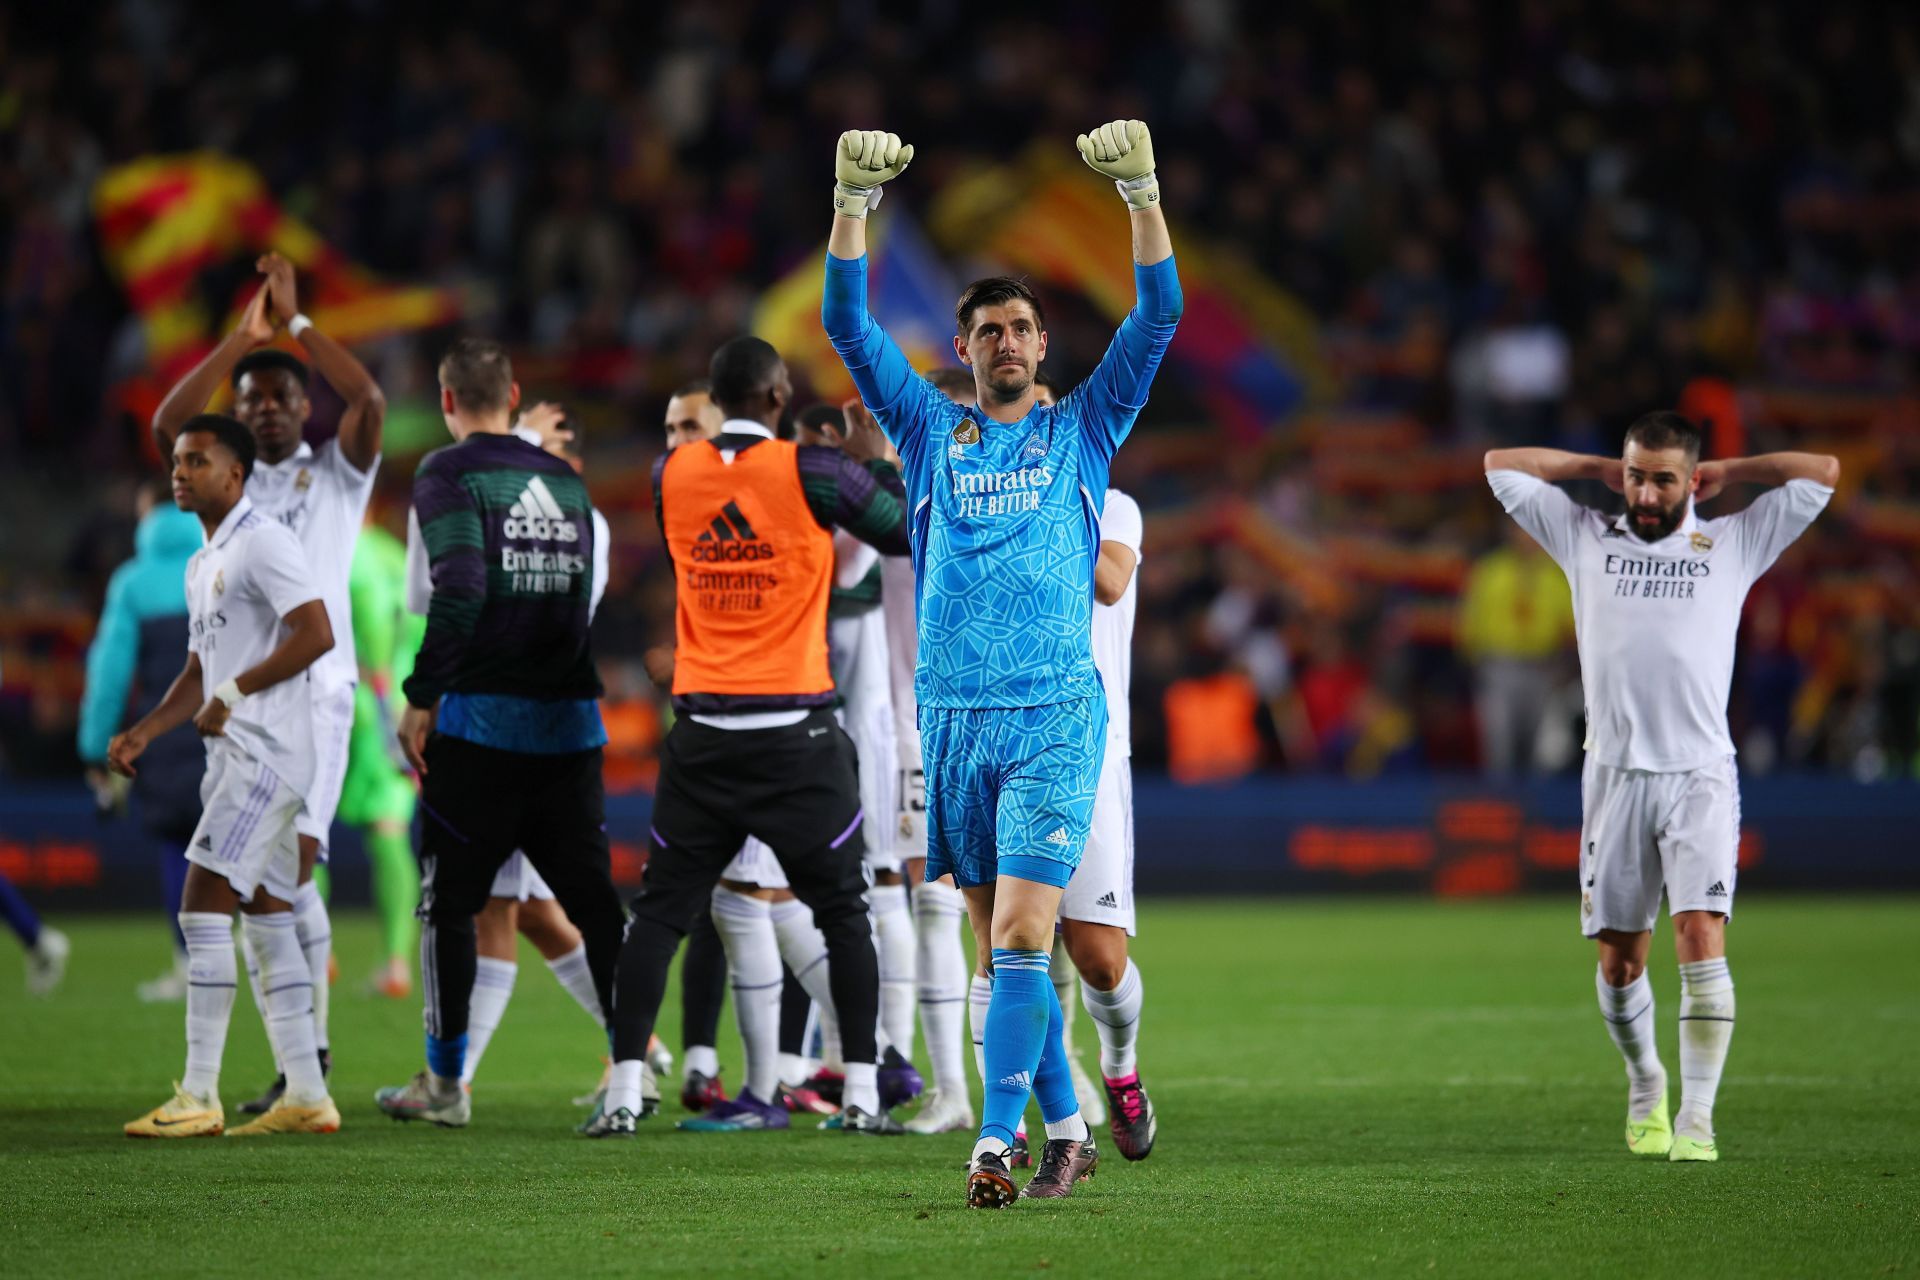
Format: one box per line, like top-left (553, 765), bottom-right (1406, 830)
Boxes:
top-left (1092, 488), bottom-right (1143, 758)
top-left (246, 438), bottom-right (377, 691)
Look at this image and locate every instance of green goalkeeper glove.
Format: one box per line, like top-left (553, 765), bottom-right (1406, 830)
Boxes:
top-left (834, 130), bottom-right (915, 219)
top-left (1076, 119), bottom-right (1159, 210)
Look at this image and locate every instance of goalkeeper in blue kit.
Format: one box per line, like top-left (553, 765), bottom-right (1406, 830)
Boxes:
top-left (822, 121), bottom-right (1180, 1208)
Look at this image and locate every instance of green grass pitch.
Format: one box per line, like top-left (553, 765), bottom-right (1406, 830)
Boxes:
top-left (2, 897), bottom-right (1915, 1278)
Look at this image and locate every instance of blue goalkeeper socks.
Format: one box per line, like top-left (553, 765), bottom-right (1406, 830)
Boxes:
top-left (1032, 969), bottom-right (1080, 1126)
top-left (978, 948), bottom-right (1051, 1150)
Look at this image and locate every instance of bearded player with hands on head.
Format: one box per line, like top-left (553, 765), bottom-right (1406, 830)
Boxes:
top-left (823, 120), bottom-right (1180, 1208)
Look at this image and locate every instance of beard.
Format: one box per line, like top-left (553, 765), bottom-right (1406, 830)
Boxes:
top-left (984, 363), bottom-right (1033, 399)
top-left (1628, 498), bottom-right (1687, 543)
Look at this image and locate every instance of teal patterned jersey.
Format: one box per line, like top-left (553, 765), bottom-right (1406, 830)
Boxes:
top-left (823, 253), bottom-right (1181, 710)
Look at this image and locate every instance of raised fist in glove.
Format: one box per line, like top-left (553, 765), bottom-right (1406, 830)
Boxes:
top-left (1076, 119), bottom-right (1159, 209)
top-left (834, 130), bottom-right (915, 219)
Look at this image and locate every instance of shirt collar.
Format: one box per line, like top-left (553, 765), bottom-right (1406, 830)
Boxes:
top-left (719, 419), bottom-right (776, 441)
top-left (1611, 497), bottom-right (1699, 540)
top-left (510, 424), bottom-right (544, 447)
top-left (253, 441), bottom-right (315, 473)
top-left (208, 495), bottom-right (256, 549)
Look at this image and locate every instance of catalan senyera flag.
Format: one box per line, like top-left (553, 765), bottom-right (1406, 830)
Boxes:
top-left (93, 152), bottom-right (457, 447)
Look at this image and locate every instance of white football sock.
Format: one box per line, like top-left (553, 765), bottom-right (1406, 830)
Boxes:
top-left (870, 884), bottom-right (917, 1055)
top-left (913, 880), bottom-right (969, 1097)
top-left (462, 957), bottom-right (518, 1087)
top-left (710, 887), bottom-right (782, 1101)
top-left (1081, 958), bottom-right (1145, 1079)
top-left (293, 881), bottom-right (332, 1052)
top-left (544, 942), bottom-right (605, 1028)
top-left (608, 1058), bottom-right (644, 1116)
top-left (243, 946), bottom-right (276, 1072)
top-left (1045, 1112), bottom-right (1090, 1142)
top-left (1596, 966), bottom-right (1665, 1119)
top-left (843, 1060), bottom-right (879, 1116)
top-left (684, 1045), bottom-right (719, 1081)
top-left (1676, 958), bottom-right (1735, 1140)
top-left (1050, 934), bottom-right (1079, 1060)
top-left (241, 912), bottom-right (326, 1104)
top-left (771, 898), bottom-right (840, 1070)
top-left (179, 912), bottom-right (237, 1099)
top-left (968, 971), bottom-right (992, 1084)
top-left (779, 1052), bottom-right (811, 1089)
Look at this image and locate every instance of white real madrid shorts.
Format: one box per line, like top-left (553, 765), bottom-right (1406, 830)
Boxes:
top-left (295, 678), bottom-right (357, 856)
top-left (721, 837), bottom-right (790, 891)
top-left (1059, 753), bottom-right (1136, 935)
top-left (1578, 753), bottom-right (1740, 937)
top-left (187, 740), bottom-right (303, 905)
top-left (488, 851), bottom-right (557, 902)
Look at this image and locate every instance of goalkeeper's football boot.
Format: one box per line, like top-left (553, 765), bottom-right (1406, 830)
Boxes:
top-left (966, 1148), bottom-right (1017, 1210)
top-left (1626, 1086), bottom-right (1673, 1157)
top-left (1104, 1071), bottom-right (1158, 1161)
top-left (1019, 1135), bottom-right (1099, 1200)
top-left (125, 1083), bottom-right (224, 1138)
top-left (228, 1094), bottom-right (341, 1136)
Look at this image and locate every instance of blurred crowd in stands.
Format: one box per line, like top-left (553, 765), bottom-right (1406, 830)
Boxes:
top-left (3, 0), bottom-right (1917, 784)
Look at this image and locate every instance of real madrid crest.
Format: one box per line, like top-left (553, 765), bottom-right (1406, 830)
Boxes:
top-left (295, 468), bottom-right (314, 493)
top-left (1689, 531), bottom-right (1713, 553)
top-left (213, 569), bottom-right (226, 597)
top-left (952, 419), bottom-right (980, 446)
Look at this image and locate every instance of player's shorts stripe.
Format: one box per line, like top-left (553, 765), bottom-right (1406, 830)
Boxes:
top-left (829, 808), bottom-right (863, 849)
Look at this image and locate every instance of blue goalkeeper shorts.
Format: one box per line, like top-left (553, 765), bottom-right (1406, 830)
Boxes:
top-left (919, 695), bottom-right (1107, 890)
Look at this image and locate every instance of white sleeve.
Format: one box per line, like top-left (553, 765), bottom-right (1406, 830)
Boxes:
top-left (248, 524), bottom-right (323, 619)
top-left (1721, 479), bottom-right (1833, 582)
top-left (833, 530), bottom-right (881, 589)
top-left (319, 434), bottom-right (380, 488)
top-left (1100, 490), bottom-right (1144, 560)
top-left (590, 508), bottom-right (610, 620)
top-left (403, 509), bottom-right (433, 615)
top-left (1486, 470), bottom-right (1584, 569)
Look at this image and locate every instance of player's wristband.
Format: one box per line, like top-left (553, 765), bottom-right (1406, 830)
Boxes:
top-left (1115, 172), bottom-right (1160, 211)
top-left (288, 313), bottom-right (314, 338)
top-left (213, 679), bottom-right (245, 708)
top-left (834, 181), bottom-right (883, 219)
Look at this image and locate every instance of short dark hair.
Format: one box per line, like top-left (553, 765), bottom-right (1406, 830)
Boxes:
top-left (797, 404), bottom-right (845, 438)
top-left (438, 337), bottom-right (515, 413)
top-left (925, 366), bottom-right (976, 400)
top-left (1624, 410), bottom-right (1703, 464)
top-left (709, 336), bottom-right (783, 416)
top-left (232, 349), bottom-right (309, 390)
top-left (180, 412), bottom-right (257, 479)
top-left (955, 276), bottom-right (1044, 337)
top-left (670, 378), bottom-right (712, 399)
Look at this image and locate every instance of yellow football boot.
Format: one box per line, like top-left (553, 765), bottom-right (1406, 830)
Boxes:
top-left (126, 1083), bottom-right (224, 1138)
top-left (227, 1093), bottom-right (342, 1136)
top-left (1626, 1086), bottom-right (1673, 1157)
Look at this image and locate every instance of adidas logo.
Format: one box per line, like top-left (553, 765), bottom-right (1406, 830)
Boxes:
top-left (1043, 827), bottom-right (1070, 847)
top-left (691, 500), bottom-right (776, 562)
top-left (1095, 891), bottom-right (1118, 909)
top-left (503, 476), bottom-right (579, 542)
top-left (997, 1071), bottom-right (1032, 1091)
top-left (1706, 881), bottom-right (1727, 897)
top-left (195, 834), bottom-right (213, 852)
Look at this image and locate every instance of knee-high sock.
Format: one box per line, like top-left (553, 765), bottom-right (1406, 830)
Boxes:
top-left (1676, 958), bottom-right (1735, 1140)
top-left (0, 871), bottom-right (41, 948)
top-left (772, 897), bottom-right (838, 1066)
top-left (1049, 934), bottom-right (1079, 1060)
top-left (461, 957), bottom-right (518, 1086)
top-left (179, 912), bottom-right (237, 1098)
top-left (161, 842), bottom-right (190, 952)
top-left (680, 907), bottom-right (727, 1064)
top-left (870, 883), bottom-right (916, 1056)
top-left (710, 887), bottom-right (783, 1101)
top-left (546, 942), bottom-right (606, 1028)
top-left (1596, 966), bottom-right (1665, 1119)
top-left (978, 949), bottom-right (1056, 1152)
top-left (365, 825), bottom-right (420, 964)
top-left (1032, 969), bottom-right (1084, 1137)
top-left (241, 913), bottom-right (326, 1104)
top-left (244, 940), bottom-right (276, 1072)
top-left (293, 882), bottom-right (332, 1053)
top-left (968, 971), bottom-right (992, 1084)
top-left (913, 880), bottom-right (969, 1097)
top-left (1081, 958), bottom-right (1145, 1079)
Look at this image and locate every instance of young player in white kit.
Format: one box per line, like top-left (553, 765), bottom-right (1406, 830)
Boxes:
top-left (115, 415), bottom-right (341, 1138)
top-left (152, 255), bottom-right (384, 1113)
top-left (1485, 411), bottom-right (1838, 1162)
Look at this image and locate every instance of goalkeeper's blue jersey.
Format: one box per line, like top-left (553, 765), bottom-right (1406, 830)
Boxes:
top-left (823, 252), bottom-right (1181, 710)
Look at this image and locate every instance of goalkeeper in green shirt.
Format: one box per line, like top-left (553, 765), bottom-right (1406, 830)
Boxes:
top-left (338, 517), bottom-right (424, 997)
